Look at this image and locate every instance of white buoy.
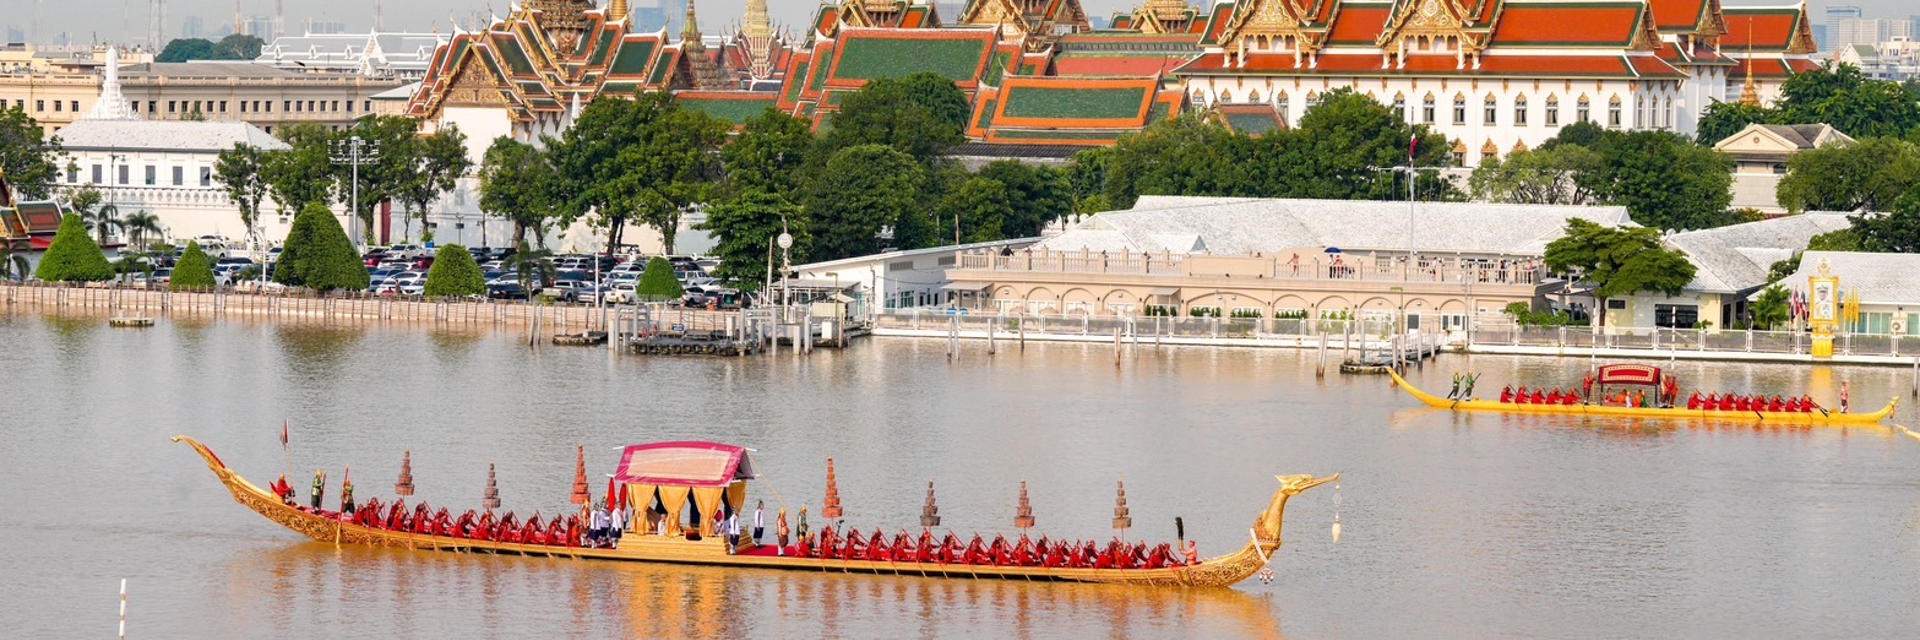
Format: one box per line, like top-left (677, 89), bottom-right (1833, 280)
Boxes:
top-left (119, 578), bottom-right (127, 639)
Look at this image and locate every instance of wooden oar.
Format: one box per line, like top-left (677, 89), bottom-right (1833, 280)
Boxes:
top-left (1896, 424), bottom-right (1920, 443)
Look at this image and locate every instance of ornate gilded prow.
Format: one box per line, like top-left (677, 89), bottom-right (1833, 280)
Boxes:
top-left (1255, 473), bottom-right (1338, 546)
top-left (172, 435), bottom-right (229, 475)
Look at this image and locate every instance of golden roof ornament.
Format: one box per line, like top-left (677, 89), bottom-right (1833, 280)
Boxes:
top-left (570, 445), bottom-right (590, 505)
top-left (1112, 479), bottom-right (1132, 533)
top-left (394, 450), bottom-right (415, 496)
top-left (822, 458), bottom-right (844, 518)
top-left (1816, 256), bottom-right (1832, 277)
top-left (1013, 480), bottom-right (1035, 530)
top-left (483, 462), bottom-right (502, 510)
top-left (920, 479), bottom-right (942, 528)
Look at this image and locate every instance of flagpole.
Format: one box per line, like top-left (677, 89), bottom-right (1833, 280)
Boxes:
top-left (281, 419), bottom-right (290, 487)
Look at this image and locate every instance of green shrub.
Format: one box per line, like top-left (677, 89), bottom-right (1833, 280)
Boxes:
top-left (637, 256), bottom-right (684, 301)
top-left (1230, 308), bottom-right (1263, 319)
top-left (422, 243), bottom-right (485, 297)
top-left (277, 203), bottom-right (368, 292)
top-left (171, 242), bottom-right (216, 290)
top-left (34, 213), bottom-right (114, 282)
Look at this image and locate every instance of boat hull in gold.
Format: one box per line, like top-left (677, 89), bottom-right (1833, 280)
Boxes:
top-left (1388, 370), bottom-right (1895, 425)
top-left (173, 436), bottom-right (1332, 588)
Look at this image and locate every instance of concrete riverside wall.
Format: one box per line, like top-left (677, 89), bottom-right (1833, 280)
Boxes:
top-left (0, 283), bottom-right (609, 334)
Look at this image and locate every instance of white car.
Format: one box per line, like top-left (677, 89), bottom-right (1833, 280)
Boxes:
top-left (604, 281), bottom-right (638, 304)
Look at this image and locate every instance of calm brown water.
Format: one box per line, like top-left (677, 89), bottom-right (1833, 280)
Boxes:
top-left (3, 310), bottom-right (1919, 639)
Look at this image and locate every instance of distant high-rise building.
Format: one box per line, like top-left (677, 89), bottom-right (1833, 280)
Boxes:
top-left (1827, 6), bottom-right (1865, 51)
top-left (243, 17), bottom-right (277, 39)
top-left (5, 25), bottom-right (24, 44)
top-left (304, 19), bottom-right (348, 35)
top-left (181, 16), bottom-right (204, 40)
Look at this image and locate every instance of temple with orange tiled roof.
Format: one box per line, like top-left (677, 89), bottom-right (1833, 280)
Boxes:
top-left (1170, 0), bottom-right (1820, 166)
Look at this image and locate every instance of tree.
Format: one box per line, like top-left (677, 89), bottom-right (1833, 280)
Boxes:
top-left (976, 161), bottom-right (1074, 238)
top-left (722, 108), bottom-right (814, 200)
top-left (66, 185), bottom-right (122, 245)
top-left (804, 144), bottom-right (925, 261)
top-left (120, 210), bottom-right (163, 247)
top-left (1752, 284), bottom-right (1790, 330)
top-left (1469, 144), bottom-right (1606, 204)
top-left (422, 244), bottom-right (485, 297)
top-left (276, 203), bottom-right (367, 291)
top-left (263, 122), bottom-right (337, 214)
top-left (1542, 218), bottom-right (1697, 327)
top-left (821, 72), bottom-right (968, 162)
top-left (0, 239), bottom-right (29, 281)
top-left (1776, 137), bottom-right (1920, 213)
top-left (394, 125), bottom-right (472, 244)
top-left (697, 188), bottom-right (802, 290)
top-left (171, 241), bottom-right (216, 290)
top-left (1101, 115), bottom-right (1245, 208)
top-left (477, 137), bottom-right (561, 246)
top-left (1067, 147), bottom-right (1115, 214)
top-left (1807, 226), bottom-right (1867, 252)
top-left (548, 92), bottom-right (727, 252)
top-left (215, 34), bottom-right (265, 59)
top-left (1597, 130), bottom-right (1734, 230)
top-left (636, 256), bottom-right (684, 301)
top-left (937, 177), bottom-right (1014, 244)
top-left (215, 142), bottom-right (272, 247)
top-left (505, 241), bottom-right (556, 289)
top-left (295, 203), bottom-right (370, 292)
top-left (0, 106), bottom-right (64, 199)
top-left (1777, 63), bottom-right (1920, 139)
top-left (33, 213), bottom-right (114, 282)
top-left (1280, 89), bottom-right (1454, 201)
top-left (156, 35), bottom-right (264, 62)
top-left (1694, 101), bottom-right (1778, 145)
top-left (1849, 191), bottom-right (1920, 252)
top-left (335, 116), bottom-right (419, 244)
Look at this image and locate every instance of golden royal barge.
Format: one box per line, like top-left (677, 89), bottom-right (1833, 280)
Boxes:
top-left (1389, 365), bottom-right (1894, 425)
top-left (174, 436), bottom-right (1335, 588)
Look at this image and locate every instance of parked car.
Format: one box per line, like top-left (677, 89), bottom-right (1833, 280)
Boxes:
top-left (604, 280), bottom-right (638, 304)
top-left (487, 281), bottom-right (528, 300)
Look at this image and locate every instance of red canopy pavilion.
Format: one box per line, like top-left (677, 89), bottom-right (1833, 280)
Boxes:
top-left (611, 441), bottom-right (756, 543)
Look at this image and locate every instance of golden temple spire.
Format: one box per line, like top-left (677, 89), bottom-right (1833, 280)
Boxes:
top-left (1739, 23), bottom-right (1759, 107)
top-left (682, 0), bottom-right (704, 44)
top-left (743, 0), bottom-right (771, 39)
top-left (609, 0), bottom-right (628, 24)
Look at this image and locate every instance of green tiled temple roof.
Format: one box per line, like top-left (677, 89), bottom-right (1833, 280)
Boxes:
top-left (610, 40), bottom-right (657, 75)
top-left (1002, 86), bottom-right (1148, 120)
top-left (984, 51), bottom-right (1013, 86)
top-left (992, 129), bottom-right (1129, 142)
top-left (681, 96), bottom-right (780, 124)
top-left (1225, 112), bottom-right (1281, 133)
top-left (976, 98), bottom-right (999, 128)
top-left (785, 60), bottom-right (812, 103)
top-left (832, 36), bottom-right (989, 82)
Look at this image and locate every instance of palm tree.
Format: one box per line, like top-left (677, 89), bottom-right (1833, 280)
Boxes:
top-left (505, 242), bottom-right (555, 292)
top-left (66, 186), bottom-right (122, 245)
top-left (0, 239), bottom-right (28, 281)
top-left (120, 210), bottom-right (163, 249)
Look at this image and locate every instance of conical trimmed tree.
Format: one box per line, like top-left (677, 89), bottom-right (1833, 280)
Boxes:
top-left (34, 213), bottom-right (114, 282)
top-left (171, 241), bottom-right (216, 290)
top-left (423, 244), bottom-right (485, 297)
top-left (272, 203), bottom-right (322, 287)
top-left (636, 256), bottom-right (684, 302)
top-left (297, 203), bottom-right (370, 293)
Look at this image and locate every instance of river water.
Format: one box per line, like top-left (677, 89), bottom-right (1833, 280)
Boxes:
top-left (3, 310), bottom-right (1918, 639)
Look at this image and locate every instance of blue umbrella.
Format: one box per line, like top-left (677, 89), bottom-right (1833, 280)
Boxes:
top-left (1324, 247), bottom-right (1343, 254)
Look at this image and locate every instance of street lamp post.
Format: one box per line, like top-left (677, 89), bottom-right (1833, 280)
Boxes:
top-left (328, 135), bottom-right (382, 252)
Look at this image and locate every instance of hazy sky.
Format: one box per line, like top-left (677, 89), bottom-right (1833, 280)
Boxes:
top-left (8, 1), bottom-right (1915, 46)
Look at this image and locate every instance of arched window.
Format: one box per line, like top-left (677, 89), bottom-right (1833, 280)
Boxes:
top-left (1276, 92), bottom-right (1289, 121)
top-left (1306, 92), bottom-right (1322, 112)
top-left (1452, 95), bottom-right (1467, 124)
top-left (1607, 96), bottom-right (1622, 128)
top-left (1514, 95), bottom-right (1529, 126)
top-left (1392, 93), bottom-right (1406, 120)
top-left (1422, 94), bottom-right (1436, 123)
top-left (1483, 94), bottom-right (1498, 125)
top-left (1247, 90), bottom-right (1262, 103)
top-left (1576, 96), bottom-right (1591, 123)
top-left (1545, 95), bottom-right (1560, 127)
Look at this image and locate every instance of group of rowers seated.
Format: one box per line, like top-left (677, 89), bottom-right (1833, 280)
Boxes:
top-left (336, 498), bottom-right (593, 548)
top-left (1686, 393), bottom-right (1823, 413)
top-left (789, 527), bottom-right (1197, 570)
top-left (1497, 386), bottom-right (1584, 405)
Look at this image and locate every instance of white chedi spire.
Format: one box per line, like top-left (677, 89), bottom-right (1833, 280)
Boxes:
top-left (83, 46), bottom-right (141, 121)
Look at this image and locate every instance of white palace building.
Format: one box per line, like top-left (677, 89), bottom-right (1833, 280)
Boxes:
top-left (1175, 0), bottom-right (1819, 165)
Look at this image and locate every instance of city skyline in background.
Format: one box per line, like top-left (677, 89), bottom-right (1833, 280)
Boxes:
top-left (5, 1), bottom-right (1919, 49)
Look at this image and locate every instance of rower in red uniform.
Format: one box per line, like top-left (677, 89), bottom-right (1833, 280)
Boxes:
top-left (1785, 397), bottom-right (1801, 412)
top-left (1546, 389), bottom-right (1563, 404)
top-left (1688, 392), bottom-right (1702, 410)
top-left (1769, 396), bottom-right (1785, 412)
top-left (1531, 389), bottom-right (1546, 404)
top-left (1801, 396), bottom-right (1818, 412)
top-left (1500, 386), bottom-right (1514, 403)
